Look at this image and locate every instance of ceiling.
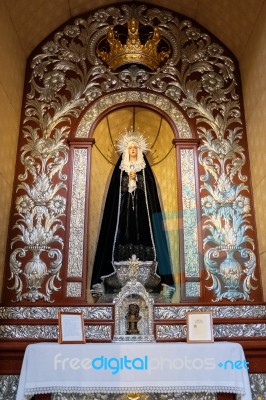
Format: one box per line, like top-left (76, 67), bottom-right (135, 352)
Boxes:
top-left (5, 0), bottom-right (265, 60)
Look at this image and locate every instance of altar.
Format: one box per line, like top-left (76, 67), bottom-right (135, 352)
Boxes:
top-left (16, 341), bottom-right (252, 400)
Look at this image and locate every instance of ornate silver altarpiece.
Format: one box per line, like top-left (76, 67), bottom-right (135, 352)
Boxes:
top-left (0, 3), bottom-right (266, 400)
top-left (4, 2), bottom-right (261, 305)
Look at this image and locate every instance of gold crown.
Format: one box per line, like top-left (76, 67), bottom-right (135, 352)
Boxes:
top-left (97, 18), bottom-right (170, 71)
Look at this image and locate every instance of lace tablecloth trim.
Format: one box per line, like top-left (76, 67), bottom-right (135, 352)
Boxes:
top-left (25, 386), bottom-right (245, 395)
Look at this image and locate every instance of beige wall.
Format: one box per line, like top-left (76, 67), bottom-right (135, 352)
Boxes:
top-left (0, 1), bottom-right (25, 299)
top-left (240, 1), bottom-right (266, 300)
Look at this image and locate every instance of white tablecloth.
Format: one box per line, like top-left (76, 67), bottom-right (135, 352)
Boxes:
top-left (16, 341), bottom-right (252, 399)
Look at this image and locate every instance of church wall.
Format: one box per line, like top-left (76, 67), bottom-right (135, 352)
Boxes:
top-left (240, 1), bottom-right (266, 300)
top-left (0, 1), bottom-right (25, 299)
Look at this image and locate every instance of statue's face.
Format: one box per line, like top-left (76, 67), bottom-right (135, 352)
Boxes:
top-left (128, 142), bottom-right (138, 159)
top-left (129, 304), bottom-right (139, 315)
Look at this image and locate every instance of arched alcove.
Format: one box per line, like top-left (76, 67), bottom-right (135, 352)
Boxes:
top-left (87, 106), bottom-right (180, 300)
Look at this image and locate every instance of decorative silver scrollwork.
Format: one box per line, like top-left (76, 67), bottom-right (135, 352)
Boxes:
top-left (8, 3), bottom-right (258, 301)
top-left (0, 375), bottom-right (19, 400)
top-left (8, 123), bottom-right (68, 301)
top-left (0, 306), bottom-right (113, 320)
top-left (154, 304), bottom-right (266, 320)
top-left (155, 323), bottom-right (266, 340)
top-left (249, 374), bottom-right (266, 400)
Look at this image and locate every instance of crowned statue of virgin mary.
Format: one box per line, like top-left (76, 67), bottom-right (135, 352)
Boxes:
top-left (91, 130), bottom-right (174, 296)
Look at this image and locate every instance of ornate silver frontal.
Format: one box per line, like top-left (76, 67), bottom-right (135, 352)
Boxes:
top-left (0, 304), bottom-right (265, 340)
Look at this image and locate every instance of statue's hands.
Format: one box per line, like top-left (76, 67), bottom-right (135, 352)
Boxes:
top-left (129, 170), bottom-right (136, 180)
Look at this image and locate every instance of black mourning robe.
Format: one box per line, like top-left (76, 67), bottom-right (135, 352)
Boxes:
top-left (91, 155), bottom-right (174, 289)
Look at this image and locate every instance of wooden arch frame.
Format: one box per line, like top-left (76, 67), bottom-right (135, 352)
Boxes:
top-left (66, 93), bottom-right (204, 303)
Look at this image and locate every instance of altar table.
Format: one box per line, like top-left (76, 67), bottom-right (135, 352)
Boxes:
top-left (16, 341), bottom-right (252, 399)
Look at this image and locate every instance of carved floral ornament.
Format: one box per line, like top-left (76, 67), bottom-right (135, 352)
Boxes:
top-left (7, 3), bottom-right (258, 303)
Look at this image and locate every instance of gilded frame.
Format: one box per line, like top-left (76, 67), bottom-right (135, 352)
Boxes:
top-left (58, 311), bottom-right (86, 344)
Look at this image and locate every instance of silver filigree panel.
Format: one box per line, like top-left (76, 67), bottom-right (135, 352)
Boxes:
top-left (86, 325), bottom-right (112, 340)
top-left (156, 323), bottom-right (266, 340)
top-left (185, 282), bottom-right (200, 297)
top-left (0, 324), bottom-right (112, 340)
top-left (180, 149), bottom-right (200, 280)
top-left (0, 375), bottom-right (19, 400)
top-left (0, 306), bottom-right (113, 320)
top-left (66, 282), bottom-right (82, 297)
top-left (0, 325), bottom-right (58, 340)
top-left (249, 373), bottom-right (266, 400)
top-left (3, 321), bottom-right (265, 340)
top-left (1, 304), bottom-right (265, 321)
top-left (67, 148), bottom-right (88, 278)
top-left (154, 304), bottom-right (266, 320)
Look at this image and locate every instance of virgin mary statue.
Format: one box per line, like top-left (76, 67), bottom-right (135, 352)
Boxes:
top-left (91, 131), bottom-right (174, 295)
